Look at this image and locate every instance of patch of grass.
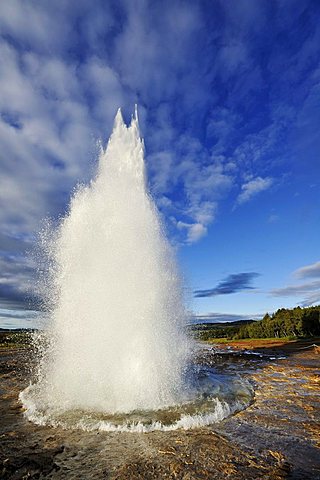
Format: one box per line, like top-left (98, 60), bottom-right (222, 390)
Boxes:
top-left (0, 331), bottom-right (32, 348)
top-left (201, 338), bottom-right (230, 344)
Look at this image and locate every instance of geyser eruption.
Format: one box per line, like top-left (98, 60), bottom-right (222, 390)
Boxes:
top-left (21, 108), bottom-right (253, 431)
top-left (23, 108), bottom-right (189, 415)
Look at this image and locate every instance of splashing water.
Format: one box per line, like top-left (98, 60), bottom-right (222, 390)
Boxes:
top-left (20, 109), bottom-right (253, 431)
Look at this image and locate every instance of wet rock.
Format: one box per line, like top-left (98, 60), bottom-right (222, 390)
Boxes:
top-left (1, 344), bottom-right (319, 479)
top-left (1, 446), bottom-right (63, 479)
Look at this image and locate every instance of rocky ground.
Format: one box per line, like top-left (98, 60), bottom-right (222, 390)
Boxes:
top-left (0, 337), bottom-right (319, 479)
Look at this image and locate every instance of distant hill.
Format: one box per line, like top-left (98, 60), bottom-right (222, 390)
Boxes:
top-left (190, 319), bottom-right (254, 329)
top-left (189, 319), bottom-right (255, 340)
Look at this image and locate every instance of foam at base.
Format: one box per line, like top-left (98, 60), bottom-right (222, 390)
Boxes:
top-left (20, 389), bottom-right (245, 432)
top-left (20, 369), bottom-right (253, 432)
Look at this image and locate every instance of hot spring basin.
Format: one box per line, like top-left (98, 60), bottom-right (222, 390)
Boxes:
top-left (20, 365), bottom-right (253, 433)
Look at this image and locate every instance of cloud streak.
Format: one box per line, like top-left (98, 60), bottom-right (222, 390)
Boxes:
top-left (194, 272), bottom-right (260, 298)
top-left (294, 260), bottom-right (320, 279)
top-left (236, 177), bottom-right (273, 206)
top-left (192, 312), bottom-right (263, 324)
top-left (270, 260), bottom-right (320, 306)
top-left (271, 280), bottom-right (320, 297)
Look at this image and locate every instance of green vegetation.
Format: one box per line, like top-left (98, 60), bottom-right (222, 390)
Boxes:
top-left (191, 305), bottom-right (320, 341)
top-left (189, 320), bottom-right (252, 341)
top-left (0, 330), bottom-right (32, 348)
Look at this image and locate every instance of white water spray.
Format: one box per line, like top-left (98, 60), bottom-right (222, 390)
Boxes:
top-left (23, 108), bottom-right (189, 416)
top-left (21, 109), bottom-right (254, 431)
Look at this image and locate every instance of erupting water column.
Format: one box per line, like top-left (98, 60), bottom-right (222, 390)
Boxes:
top-left (23, 108), bottom-right (189, 419)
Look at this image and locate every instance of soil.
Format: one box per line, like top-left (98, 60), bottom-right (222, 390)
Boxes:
top-left (0, 338), bottom-right (319, 479)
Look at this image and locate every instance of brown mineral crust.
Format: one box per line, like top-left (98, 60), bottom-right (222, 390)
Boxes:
top-left (0, 339), bottom-right (319, 479)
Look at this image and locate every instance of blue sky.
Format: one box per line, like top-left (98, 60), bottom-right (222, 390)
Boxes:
top-left (0, 0), bottom-right (319, 327)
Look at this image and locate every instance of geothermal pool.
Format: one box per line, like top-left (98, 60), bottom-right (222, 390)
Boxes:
top-left (21, 356), bottom-right (253, 432)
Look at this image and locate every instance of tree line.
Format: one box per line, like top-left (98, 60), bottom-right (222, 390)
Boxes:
top-left (236, 305), bottom-right (320, 339)
top-left (192, 305), bottom-right (320, 341)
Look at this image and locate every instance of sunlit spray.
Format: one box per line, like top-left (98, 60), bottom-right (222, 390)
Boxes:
top-left (20, 108), bottom-right (253, 431)
top-left (22, 108), bottom-right (189, 411)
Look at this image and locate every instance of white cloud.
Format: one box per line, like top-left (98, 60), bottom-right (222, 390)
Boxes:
top-left (0, 1), bottom-right (57, 49)
top-left (149, 131), bottom-right (234, 243)
top-left (177, 221), bottom-right (207, 244)
top-left (0, 308), bottom-right (43, 328)
top-left (206, 107), bottom-right (240, 153)
top-left (294, 260), bottom-right (320, 279)
top-left (0, 1), bottom-right (79, 58)
top-left (1, 0), bottom-right (317, 310)
top-left (0, 0), bottom-right (241, 249)
top-left (0, 0), bottom-right (214, 310)
top-left (193, 311), bottom-right (264, 324)
top-left (149, 151), bottom-right (174, 194)
top-left (236, 176), bottom-right (273, 205)
top-left (270, 259), bottom-right (320, 307)
top-left (271, 280), bottom-right (320, 297)
top-left (0, 35), bottom-right (126, 238)
top-left (0, 251), bottom-right (36, 308)
top-left (187, 223), bottom-right (208, 243)
top-left (300, 291), bottom-right (320, 307)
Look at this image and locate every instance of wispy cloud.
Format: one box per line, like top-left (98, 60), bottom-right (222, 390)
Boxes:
top-left (194, 272), bottom-right (260, 298)
top-left (177, 221), bottom-right (208, 244)
top-left (192, 312), bottom-right (263, 324)
top-left (270, 260), bottom-right (320, 306)
top-left (0, 308), bottom-right (43, 329)
top-left (294, 260), bottom-right (320, 279)
top-left (271, 280), bottom-right (320, 297)
top-left (236, 177), bottom-right (273, 206)
top-left (0, 249), bottom-right (38, 309)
